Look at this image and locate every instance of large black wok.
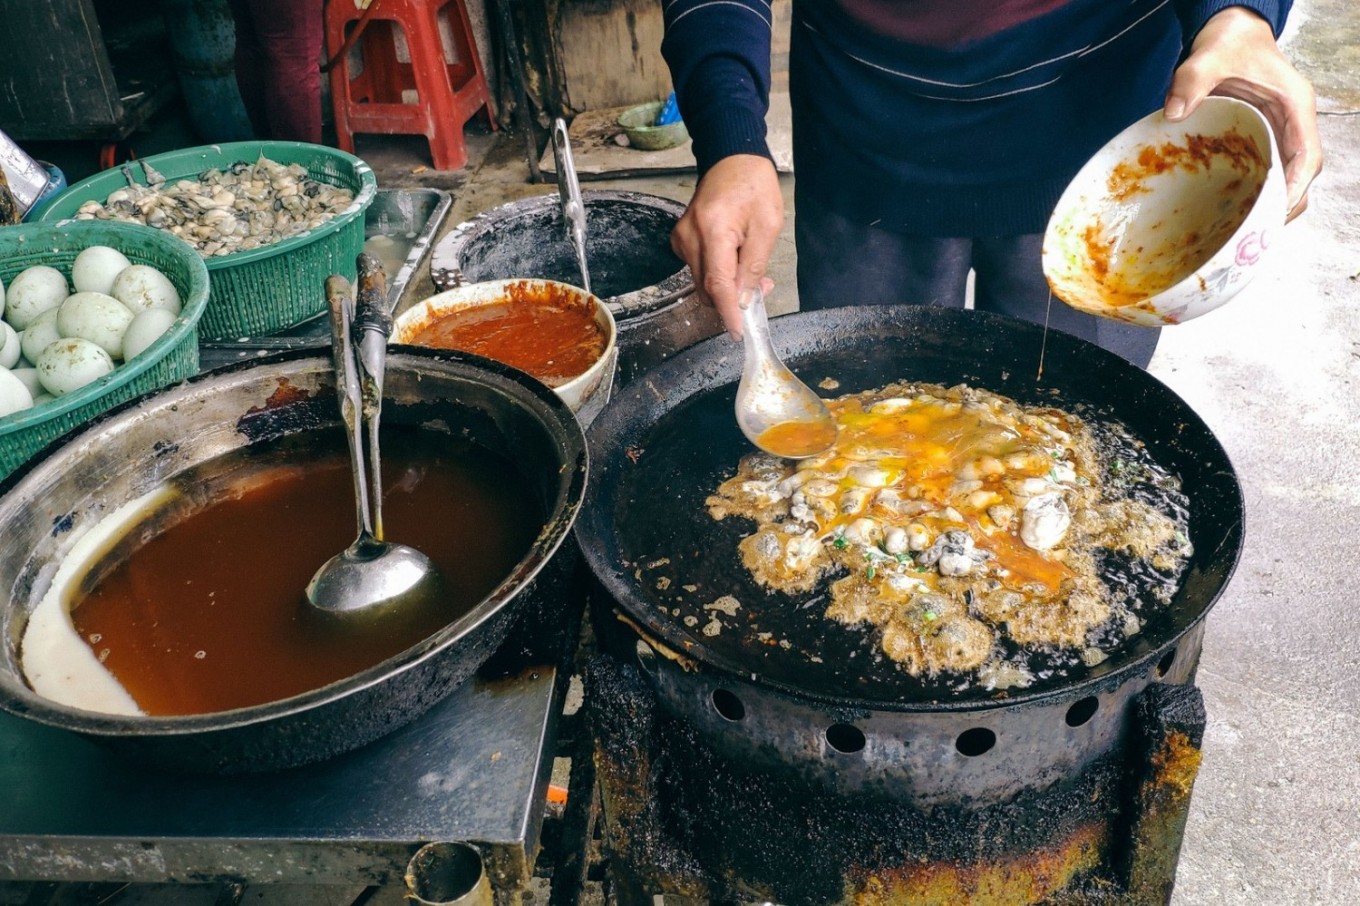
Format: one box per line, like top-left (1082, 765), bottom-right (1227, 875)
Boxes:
top-left (577, 306), bottom-right (1244, 712)
top-left (0, 347), bottom-right (586, 774)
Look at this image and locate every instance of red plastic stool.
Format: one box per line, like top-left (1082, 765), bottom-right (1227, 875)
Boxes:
top-left (325, 0), bottom-right (496, 171)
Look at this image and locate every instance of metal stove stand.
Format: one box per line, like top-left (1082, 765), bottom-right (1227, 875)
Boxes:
top-left (577, 653), bottom-right (1208, 906)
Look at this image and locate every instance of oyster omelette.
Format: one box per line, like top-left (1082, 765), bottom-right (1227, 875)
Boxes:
top-left (706, 381), bottom-right (1192, 685)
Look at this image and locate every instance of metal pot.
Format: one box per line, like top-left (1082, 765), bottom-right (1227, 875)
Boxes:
top-left (575, 305), bottom-right (1243, 804)
top-left (429, 190), bottom-right (723, 386)
top-left (0, 347), bottom-right (587, 774)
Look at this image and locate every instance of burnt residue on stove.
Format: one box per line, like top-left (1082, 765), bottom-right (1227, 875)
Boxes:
top-left (235, 378), bottom-right (330, 443)
top-left (587, 651), bottom-right (709, 900)
top-left (1122, 683), bottom-right (1208, 903)
top-left (585, 654), bottom-right (1207, 906)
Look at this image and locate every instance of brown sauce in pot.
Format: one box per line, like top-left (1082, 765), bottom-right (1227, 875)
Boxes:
top-left (407, 285), bottom-right (606, 388)
top-left (68, 428), bottom-right (544, 716)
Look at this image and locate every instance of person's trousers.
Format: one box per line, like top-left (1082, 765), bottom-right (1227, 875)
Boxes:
top-left (230, 0), bottom-right (325, 144)
top-left (793, 193), bottom-right (1160, 369)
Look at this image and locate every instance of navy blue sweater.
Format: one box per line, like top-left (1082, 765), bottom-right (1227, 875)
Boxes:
top-left (661, 0), bottom-right (1290, 237)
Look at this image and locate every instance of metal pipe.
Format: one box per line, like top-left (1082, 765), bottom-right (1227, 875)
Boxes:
top-left (404, 842), bottom-right (493, 906)
top-left (489, 0), bottom-right (542, 182)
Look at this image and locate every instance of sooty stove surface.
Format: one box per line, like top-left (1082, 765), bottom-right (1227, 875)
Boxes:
top-left (585, 653), bottom-right (1208, 906)
top-left (0, 660), bottom-right (563, 897)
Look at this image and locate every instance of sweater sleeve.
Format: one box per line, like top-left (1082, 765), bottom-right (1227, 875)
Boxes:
top-left (1173, 0), bottom-right (1292, 45)
top-left (660, 0), bottom-right (775, 176)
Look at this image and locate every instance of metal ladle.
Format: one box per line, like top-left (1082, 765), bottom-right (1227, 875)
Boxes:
top-left (734, 283), bottom-right (837, 460)
top-left (306, 258), bottom-right (443, 617)
top-left (551, 117), bottom-right (591, 293)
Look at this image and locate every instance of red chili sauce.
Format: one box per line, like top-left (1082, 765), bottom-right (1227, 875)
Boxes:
top-left (408, 283), bottom-right (606, 388)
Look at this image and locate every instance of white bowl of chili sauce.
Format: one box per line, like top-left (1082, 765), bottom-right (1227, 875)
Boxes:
top-left (392, 278), bottom-right (617, 422)
top-left (1042, 96), bottom-right (1286, 327)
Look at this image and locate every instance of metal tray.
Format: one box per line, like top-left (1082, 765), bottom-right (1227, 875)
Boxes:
top-left (199, 187), bottom-right (451, 367)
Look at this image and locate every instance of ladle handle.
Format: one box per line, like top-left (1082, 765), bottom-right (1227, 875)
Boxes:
top-left (354, 254), bottom-right (392, 541)
top-left (327, 275), bottom-right (376, 541)
top-left (551, 117), bottom-right (591, 294)
top-left (739, 284), bottom-right (774, 363)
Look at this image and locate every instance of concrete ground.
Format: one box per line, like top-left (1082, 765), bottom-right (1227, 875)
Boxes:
top-left (4, 0), bottom-right (1356, 902)
top-left (1143, 3), bottom-right (1360, 899)
top-left (1155, 122), bottom-right (1360, 905)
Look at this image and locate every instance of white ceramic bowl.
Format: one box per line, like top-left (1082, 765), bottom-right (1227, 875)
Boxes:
top-left (1042, 96), bottom-right (1286, 326)
top-left (392, 278), bottom-right (618, 422)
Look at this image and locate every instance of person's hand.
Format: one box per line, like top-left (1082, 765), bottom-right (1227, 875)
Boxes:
top-left (670, 154), bottom-right (784, 337)
top-left (1165, 6), bottom-right (1322, 221)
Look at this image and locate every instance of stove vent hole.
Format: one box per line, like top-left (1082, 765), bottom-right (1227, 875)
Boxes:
top-left (955, 727), bottom-right (996, 757)
top-left (825, 723), bottom-right (866, 754)
top-left (1065, 696), bottom-right (1099, 727)
top-left (1156, 647), bottom-right (1178, 677)
top-left (711, 688), bottom-right (746, 722)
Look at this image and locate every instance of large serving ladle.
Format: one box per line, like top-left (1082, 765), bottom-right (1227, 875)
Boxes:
top-left (734, 283), bottom-right (837, 460)
top-left (306, 256), bottom-right (443, 618)
top-left (551, 116), bottom-right (591, 294)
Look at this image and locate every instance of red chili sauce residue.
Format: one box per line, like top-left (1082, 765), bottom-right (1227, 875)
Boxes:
top-left (1107, 130), bottom-right (1265, 201)
top-left (408, 282), bottom-right (606, 388)
top-left (68, 428), bottom-right (545, 716)
top-left (1082, 223), bottom-right (1113, 284)
top-left (1074, 129), bottom-right (1267, 308)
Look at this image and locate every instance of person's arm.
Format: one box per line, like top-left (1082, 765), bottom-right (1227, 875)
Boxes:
top-left (1166, 2), bottom-right (1322, 220)
top-left (661, 1), bottom-right (784, 337)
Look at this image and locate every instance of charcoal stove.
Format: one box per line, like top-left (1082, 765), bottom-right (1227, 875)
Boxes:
top-left (583, 629), bottom-right (1206, 906)
top-left (572, 306), bottom-right (1244, 906)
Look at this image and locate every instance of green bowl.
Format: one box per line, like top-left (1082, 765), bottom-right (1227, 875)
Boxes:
top-left (0, 220), bottom-right (210, 479)
top-left (38, 141), bottom-right (377, 341)
top-left (618, 101), bottom-right (690, 152)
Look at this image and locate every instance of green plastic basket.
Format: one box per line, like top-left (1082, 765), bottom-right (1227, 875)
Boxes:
top-left (0, 220), bottom-right (210, 479)
top-left (38, 141), bottom-right (377, 341)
